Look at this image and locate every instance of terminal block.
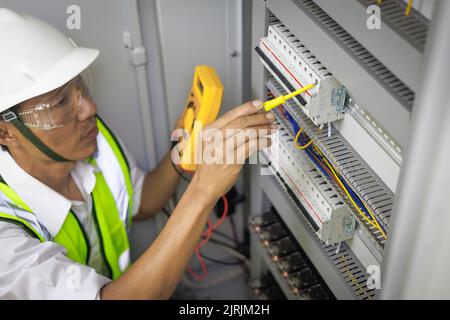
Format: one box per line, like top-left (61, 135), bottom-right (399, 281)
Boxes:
top-left (249, 274), bottom-right (286, 300)
top-left (288, 268), bottom-right (317, 292)
top-left (259, 22), bottom-right (346, 125)
top-left (277, 252), bottom-right (308, 277)
top-left (258, 223), bottom-right (288, 244)
top-left (298, 284), bottom-right (331, 300)
top-left (249, 209), bottom-right (278, 231)
top-left (267, 237), bottom-right (297, 260)
top-left (263, 116), bottom-right (356, 244)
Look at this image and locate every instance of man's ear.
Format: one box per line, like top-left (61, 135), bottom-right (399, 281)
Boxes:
top-left (0, 123), bottom-right (19, 147)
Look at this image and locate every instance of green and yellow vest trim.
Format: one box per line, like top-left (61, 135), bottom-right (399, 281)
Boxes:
top-left (0, 117), bottom-right (133, 280)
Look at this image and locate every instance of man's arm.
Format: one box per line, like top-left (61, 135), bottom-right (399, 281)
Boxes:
top-left (101, 178), bottom-right (215, 299)
top-left (100, 100), bottom-right (276, 299)
top-left (133, 151), bottom-right (180, 220)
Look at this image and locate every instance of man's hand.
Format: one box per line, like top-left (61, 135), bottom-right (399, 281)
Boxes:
top-left (191, 100), bottom-right (278, 200)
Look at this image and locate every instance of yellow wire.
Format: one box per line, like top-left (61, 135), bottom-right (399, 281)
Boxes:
top-left (360, 195), bottom-right (388, 239)
top-left (294, 128), bottom-right (313, 150)
top-left (340, 255), bottom-right (365, 296)
top-left (405, 0), bottom-right (413, 16)
top-left (307, 142), bottom-right (385, 236)
top-left (291, 125), bottom-right (387, 239)
top-left (322, 157), bottom-right (387, 239)
top-left (299, 140), bottom-right (313, 150)
top-left (323, 158), bottom-right (378, 229)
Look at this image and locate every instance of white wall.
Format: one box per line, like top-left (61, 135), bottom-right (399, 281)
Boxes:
top-left (0, 0), bottom-right (157, 170)
top-left (154, 0), bottom-right (244, 127)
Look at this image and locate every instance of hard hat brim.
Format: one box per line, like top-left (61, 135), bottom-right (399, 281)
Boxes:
top-left (1, 46), bottom-right (99, 112)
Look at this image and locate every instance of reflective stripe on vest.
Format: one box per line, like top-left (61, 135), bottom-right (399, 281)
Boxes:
top-left (0, 117), bottom-right (133, 280)
top-left (96, 117), bottom-right (133, 229)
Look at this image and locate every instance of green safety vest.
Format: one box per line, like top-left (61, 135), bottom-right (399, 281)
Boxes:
top-left (0, 117), bottom-right (133, 280)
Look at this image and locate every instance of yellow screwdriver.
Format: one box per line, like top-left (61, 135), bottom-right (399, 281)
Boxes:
top-left (264, 83), bottom-right (315, 112)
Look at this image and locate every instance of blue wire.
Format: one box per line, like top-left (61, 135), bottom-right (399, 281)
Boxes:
top-left (281, 109), bottom-right (386, 233)
top-left (301, 130), bottom-right (386, 234)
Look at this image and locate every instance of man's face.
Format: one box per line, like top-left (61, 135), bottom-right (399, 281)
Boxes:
top-left (11, 79), bottom-right (99, 162)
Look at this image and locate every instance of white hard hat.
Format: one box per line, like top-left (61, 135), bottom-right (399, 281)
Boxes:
top-left (0, 8), bottom-right (99, 113)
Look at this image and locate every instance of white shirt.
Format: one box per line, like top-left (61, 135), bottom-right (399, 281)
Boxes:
top-left (0, 141), bottom-right (146, 300)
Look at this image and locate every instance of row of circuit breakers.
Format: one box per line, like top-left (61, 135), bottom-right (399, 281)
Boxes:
top-left (256, 19), bottom-right (392, 254)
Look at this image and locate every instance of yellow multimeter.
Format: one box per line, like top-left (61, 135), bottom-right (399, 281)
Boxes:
top-left (179, 65), bottom-right (224, 171)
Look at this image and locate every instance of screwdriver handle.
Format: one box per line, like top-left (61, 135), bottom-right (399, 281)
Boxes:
top-left (264, 83), bottom-right (315, 112)
top-left (284, 83), bottom-right (315, 100)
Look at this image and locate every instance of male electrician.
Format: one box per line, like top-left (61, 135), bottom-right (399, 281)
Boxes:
top-left (0, 8), bottom-right (276, 299)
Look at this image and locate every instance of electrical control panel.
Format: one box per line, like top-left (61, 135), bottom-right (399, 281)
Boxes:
top-left (248, 0), bottom-right (428, 300)
top-left (258, 22), bottom-right (346, 125)
top-left (256, 17), bottom-right (393, 255)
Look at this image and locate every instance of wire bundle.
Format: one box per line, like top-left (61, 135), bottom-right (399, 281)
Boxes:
top-left (280, 107), bottom-right (387, 240)
top-left (187, 196), bottom-right (229, 280)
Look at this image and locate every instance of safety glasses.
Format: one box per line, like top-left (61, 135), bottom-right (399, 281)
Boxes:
top-left (14, 75), bottom-right (91, 131)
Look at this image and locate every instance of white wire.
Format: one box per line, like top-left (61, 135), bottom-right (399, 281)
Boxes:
top-left (211, 241), bottom-right (248, 261)
top-left (335, 241), bottom-right (342, 255)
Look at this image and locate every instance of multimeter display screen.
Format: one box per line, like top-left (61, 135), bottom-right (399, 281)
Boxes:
top-left (197, 78), bottom-right (204, 96)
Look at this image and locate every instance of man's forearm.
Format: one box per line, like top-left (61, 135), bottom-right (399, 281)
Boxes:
top-left (135, 151), bottom-right (180, 220)
top-left (101, 178), bottom-right (217, 299)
